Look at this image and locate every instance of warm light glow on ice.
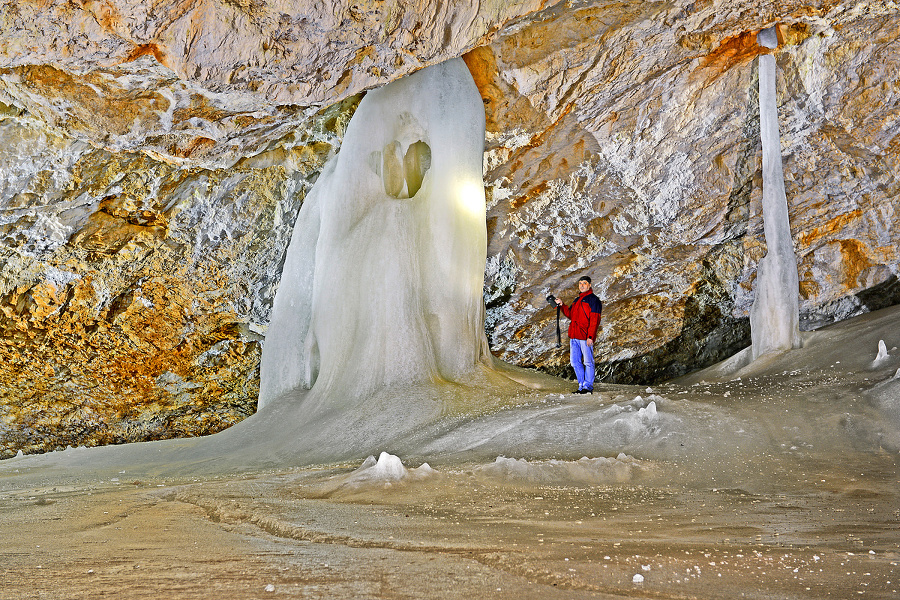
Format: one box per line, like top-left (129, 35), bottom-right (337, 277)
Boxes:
top-left (257, 58), bottom-right (490, 408)
top-left (456, 179), bottom-right (486, 218)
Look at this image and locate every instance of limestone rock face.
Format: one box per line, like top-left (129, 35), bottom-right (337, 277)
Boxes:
top-left (7, 0), bottom-right (548, 91)
top-left (2, 0), bottom-right (899, 455)
top-left (0, 94), bottom-right (360, 456)
top-left (473, 2), bottom-right (900, 382)
top-left (0, 0), bottom-right (559, 457)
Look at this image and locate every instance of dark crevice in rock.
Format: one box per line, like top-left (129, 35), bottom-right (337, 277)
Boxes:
top-left (563, 248), bottom-right (751, 386)
top-left (801, 276), bottom-right (900, 331)
top-left (856, 275), bottom-right (900, 313)
top-left (593, 305), bottom-right (750, 386)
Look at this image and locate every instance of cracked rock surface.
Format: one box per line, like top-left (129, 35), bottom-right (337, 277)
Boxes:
top-left (2, 0), bottom-right (899, 455)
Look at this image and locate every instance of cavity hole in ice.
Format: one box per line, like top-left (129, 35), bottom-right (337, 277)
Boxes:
top-left (382, 140), bottom-right (405, 197)
top-left (378, 139), bottom-right (432, 199)
top-left (404, 140), bottom-right (431, 197)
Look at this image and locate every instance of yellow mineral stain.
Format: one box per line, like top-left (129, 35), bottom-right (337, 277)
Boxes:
top-left (123, 43), bottom-right (169, 68)
top-left (798, 276), bottom-right (820, 300)
top-left (836, 239), bottom-right (875, 289)
top-left (798, 209), bottom-right (863, 248)
top-left (693, 30), bottom-right (770, 82)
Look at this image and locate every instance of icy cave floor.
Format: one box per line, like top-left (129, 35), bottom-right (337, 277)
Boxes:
top-left (1, 305), bottom-right (899, 599)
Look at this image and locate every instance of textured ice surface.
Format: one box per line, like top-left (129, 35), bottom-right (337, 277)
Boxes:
top-left (312, 452), bottom-right (436, 494)
top-left (2, 59), bottom-right (898, 492)
top-left (750, 26), bottom-right (802, 360)
top-left (311, 452), bottom-right (649, 498)
top-left (472, 454), bottom-right (647, 485)
top-left (2, 306), bottom-right (899, 489)
top-left (259, 57), bottom-right (489, 409)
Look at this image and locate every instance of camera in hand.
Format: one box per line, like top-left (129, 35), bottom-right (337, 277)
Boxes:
top-left (546, 294), bottom-right (557, 306)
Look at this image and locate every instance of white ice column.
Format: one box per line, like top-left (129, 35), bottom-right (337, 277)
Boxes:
top-left (258, 58), bottom-right (488, 408)
top-left (750, 26), bottom-right (801, 360)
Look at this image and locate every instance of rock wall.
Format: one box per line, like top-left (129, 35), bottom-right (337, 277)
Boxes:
top-left (473, 2), bottom-right (900, 382)
top-left (0, 91), bottom-right (361, 456)
top-left (2, 0), bottom-right (899, 456)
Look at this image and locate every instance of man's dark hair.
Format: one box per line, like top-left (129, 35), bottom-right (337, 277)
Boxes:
top-left (578, 276), bottom-right (592, 284)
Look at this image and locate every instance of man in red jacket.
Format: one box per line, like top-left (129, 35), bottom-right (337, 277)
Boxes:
top-left (554, 276), bottom-right (602, 394)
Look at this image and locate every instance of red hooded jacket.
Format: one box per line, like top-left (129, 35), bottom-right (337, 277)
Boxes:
top-left (561, 289), bottom-right (602, 341)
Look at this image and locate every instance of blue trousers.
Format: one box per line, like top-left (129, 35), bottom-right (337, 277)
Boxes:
top-left (570, 339), bottom-right (595, 390)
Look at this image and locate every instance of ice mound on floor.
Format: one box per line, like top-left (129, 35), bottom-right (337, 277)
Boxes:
top-left (473, 454), bottom-right (647, 485)
top-left (411, 394), bottom-right (677, 459)
top-left (611, 398), bottom-right (659, 439)
top-left (315, 452), bottom-right (436, 495)
top-left (310, 451), bottom-right (647, 497)
top-left (864, 371), bottom-right (900, 453)
top-left (874, 340), bottom-right (889, 365)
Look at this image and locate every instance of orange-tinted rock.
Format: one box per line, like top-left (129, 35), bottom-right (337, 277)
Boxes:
top-left (472, 2), bottom-right (900, 379)
top-left (0, 97), bottom-right (359, 457)
top-left (2, 0), bottom-right (900, 453)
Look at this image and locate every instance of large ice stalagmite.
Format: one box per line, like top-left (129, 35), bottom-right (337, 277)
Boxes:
top-left (259, 58), bottom-right (489, 409)
top-left (750, 26), bottom-right (802, 360)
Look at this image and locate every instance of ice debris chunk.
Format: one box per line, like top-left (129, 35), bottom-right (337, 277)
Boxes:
top-left (327, 452), bottom-right (436, 493)
top-left (873, 340), bottom-right (890, 367)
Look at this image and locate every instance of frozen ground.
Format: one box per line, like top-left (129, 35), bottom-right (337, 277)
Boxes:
top-left (1, 305), bottom-right (899, 599)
